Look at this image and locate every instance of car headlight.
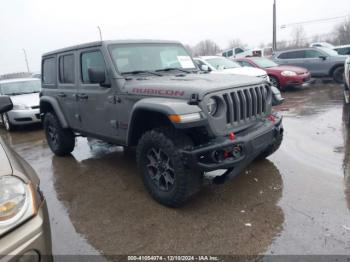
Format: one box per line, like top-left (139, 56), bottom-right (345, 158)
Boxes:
top-left (0, 176), bottom-right (37, 236)
top-left (281, 70), bottom-right (297, 77)
top-left (12, 104), bottom-right (31, 110)
top-left (207, 97), bottom-right (218, 116)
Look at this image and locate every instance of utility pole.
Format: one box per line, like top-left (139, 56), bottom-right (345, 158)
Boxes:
top-left (22, 49), bottom-right (30, 73)
top-left (97, 26), bottom-right (103, 41)
top-left (272, 0), bottom-right (277, 51)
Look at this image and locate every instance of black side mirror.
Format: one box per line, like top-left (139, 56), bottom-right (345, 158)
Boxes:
top-left (0, 96), bottom-right (13, 114)
top-left (319, 56), bottom-right (327, 60)
top-left (88, 67), bottom-right (110, 87)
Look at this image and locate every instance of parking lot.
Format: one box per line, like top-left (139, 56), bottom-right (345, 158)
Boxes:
top-left (0, 82), bottom-right (349, 256)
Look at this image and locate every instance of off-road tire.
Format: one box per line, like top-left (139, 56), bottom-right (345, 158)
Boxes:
top-left (257, 130), bottom-right (283, 160)
top-left (136, 127), bottom-right (202, 207)
top-left (333, 67), bottom-right (344, 84)
top-left (1, 113), bottom-right (14, 131)
top-left (43, 112), bottom-right (75, 156)
top-left (269, 76), bottom-right (281, 90)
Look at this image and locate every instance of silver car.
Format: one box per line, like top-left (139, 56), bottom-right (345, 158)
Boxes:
top-left (0, 78), bottom-right (41, 131)
top-left (273, 47), bottom-right (347, 83)
top-left (0, 95), bottom-right (52, 260)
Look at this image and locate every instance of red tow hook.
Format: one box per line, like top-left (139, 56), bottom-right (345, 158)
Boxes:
top-left (229, 132), bottom-right (235, 141)
top-left (267, 114), bottom-right (276, 123)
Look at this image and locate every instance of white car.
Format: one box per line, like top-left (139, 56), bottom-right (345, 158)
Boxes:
top-left (310, 42), bottom-right (335, 48)
top-left (194, 56), bottom-right (269, 82)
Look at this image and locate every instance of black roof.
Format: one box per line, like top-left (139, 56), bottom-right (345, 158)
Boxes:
top-left (42, 39), bottom-right (181, 57)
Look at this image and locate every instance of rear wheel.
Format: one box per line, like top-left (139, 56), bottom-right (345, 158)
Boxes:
top-left (43, 112), bottom-right (75, 156)
top-left (136, 127), bottom-right (202, 207)
top-left (1, 113), bottom-right (13, 131)
top-left (333, 67), bottom-right (344, 84)
top-left (269, 76), bottom-right (281, 90)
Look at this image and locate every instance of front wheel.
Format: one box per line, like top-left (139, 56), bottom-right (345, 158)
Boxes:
top-left (333, 67), bottom-right (344, 84)
top-left (43, 112), bottom-right (75, 156)
top-left (136, 127), bottom-right (202, 207)
top-left (2, 113), bottom-right (13, 131)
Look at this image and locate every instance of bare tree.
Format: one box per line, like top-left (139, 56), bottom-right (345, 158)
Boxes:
top-left (193, 39), bottom-right (221, 56)
top-left (332, 18), bottom-right (350, 45)
top-left (290, 25), bottom-right (307, 48)
top-left (227, 38), bottom-right (246, 49)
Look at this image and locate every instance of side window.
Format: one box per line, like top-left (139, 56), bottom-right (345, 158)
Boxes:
top-left (287, 51), bottom-right (305, 59)
top-left (81, 51), bottom-right (106, 84)
top-left (59, 54), bottom-right (75, 84)
top-left (43, 58), bottom-right (56, 84)
top-left (227, 50), bottom-right (233, 57)
top-left (278, 52), bottom-right (288, 59)
top-left (305, 50), bottom-right (323, 58)
top-left (235, 48), bottom-right (244, 54)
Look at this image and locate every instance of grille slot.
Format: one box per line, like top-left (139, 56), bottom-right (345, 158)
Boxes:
top-left (222, 85), bottom-right (271, 126)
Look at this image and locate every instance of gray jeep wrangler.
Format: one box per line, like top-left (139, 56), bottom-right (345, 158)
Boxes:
top-left (40, 40), bottom-right (284, 207)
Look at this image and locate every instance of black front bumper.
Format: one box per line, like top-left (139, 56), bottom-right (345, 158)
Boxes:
top-left (182, 115), bottom-right (283, 179)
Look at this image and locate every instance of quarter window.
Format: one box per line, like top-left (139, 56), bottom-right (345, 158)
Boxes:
top-left (43, 58), bottom-right (56, 84)
top-left (59, 54), bottom-right (75, 84)
top-left (81, 51), bottom-right (106, 83)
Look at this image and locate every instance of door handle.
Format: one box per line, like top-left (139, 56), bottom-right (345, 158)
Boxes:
top-left (78, 94), bottom-right (89, 100)
top-left (57, 92), bottom-right (66, 98)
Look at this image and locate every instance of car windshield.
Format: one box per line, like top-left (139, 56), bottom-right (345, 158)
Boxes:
top-left (0, 80), bottom-right (41, 95)
top-left (251, 58), bottom-right (278, 68)
top-left (205, 57), bottom-right (241, 70)
top-left (108, 43), bottom-right (196, 74)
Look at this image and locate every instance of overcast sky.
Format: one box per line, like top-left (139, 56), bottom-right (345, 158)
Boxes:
top-left (0, 0), bottom-right (349, 74)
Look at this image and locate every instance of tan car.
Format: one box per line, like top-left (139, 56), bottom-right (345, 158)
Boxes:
top-left (0, 96), bottom-right (52, 261)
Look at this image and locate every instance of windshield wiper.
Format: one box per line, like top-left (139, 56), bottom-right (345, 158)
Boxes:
top-left (121, 70), bottom-right (162, 77)
top-left (155, 68), bottom-right (193, 74)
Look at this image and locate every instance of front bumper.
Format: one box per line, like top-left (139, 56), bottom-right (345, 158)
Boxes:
top-left (285, 73), bottom-right (314, 87)
top-left (0, 201), bottom-right (52, 261)
top-left (7, 109), bottom-right (41, 126)
top-left (182, 115), bottom-right (283, 177)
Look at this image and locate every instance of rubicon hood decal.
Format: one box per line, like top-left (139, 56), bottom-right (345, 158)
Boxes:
top-left (132, 88), bottom-right (185, 97)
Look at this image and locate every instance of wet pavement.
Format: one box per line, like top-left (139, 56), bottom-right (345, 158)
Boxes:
top-left (1, 82), bottom-right (350, 256)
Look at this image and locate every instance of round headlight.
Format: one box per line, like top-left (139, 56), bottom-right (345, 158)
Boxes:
top-left (281, 70), bottom-right (297, 77)
top-left (207, 97), bottom-right (218, 116)
top-left (0, 176), bottom-right (29, 225)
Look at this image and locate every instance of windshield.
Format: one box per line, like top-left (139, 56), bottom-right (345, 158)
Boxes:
top-left (251, 58), bottom-right (278, 68)
top-left (108, 43), bottom-right (196, 74)
top-left (0, 80), bottom-right (41, 95)
top-left (205, 57), bottom-right (241, 70)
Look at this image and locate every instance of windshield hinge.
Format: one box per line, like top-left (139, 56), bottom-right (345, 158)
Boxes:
top-left (189, 93), bottom-right (200, 105)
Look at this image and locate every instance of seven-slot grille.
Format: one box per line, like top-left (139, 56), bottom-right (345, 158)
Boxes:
top-left (222, 85), bottom-right (272, 126)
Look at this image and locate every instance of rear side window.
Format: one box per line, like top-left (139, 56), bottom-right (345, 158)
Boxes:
top-left (305, 50), bottom-right (323, 58)
top-left (235, 48), bottom-right (244, 54)
top-left (278, 50), bottom-right (304, 59)
top-left (43, 58), bottom-right (56, 84)
top-left (59, 54), bottom-right (75, 84)
top-left (81, 51), bottom-right (106, 83)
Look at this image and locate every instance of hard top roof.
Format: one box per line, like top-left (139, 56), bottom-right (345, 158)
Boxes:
top-left (42, 39), bottom-right (182, 57)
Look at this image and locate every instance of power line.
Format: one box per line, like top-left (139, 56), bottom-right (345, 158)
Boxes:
top-left (281, 14), bottom-right (350, 28)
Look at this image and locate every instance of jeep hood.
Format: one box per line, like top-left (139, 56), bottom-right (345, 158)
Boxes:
top-left (212, 67), bottom-right (267, 77)
top-left (123, 73), bottom-right (264, 99)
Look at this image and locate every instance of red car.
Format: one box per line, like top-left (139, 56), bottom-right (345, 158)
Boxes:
top-left (234, 57), bottom-right (312, 91)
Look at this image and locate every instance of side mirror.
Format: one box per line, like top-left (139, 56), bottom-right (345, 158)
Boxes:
top-left (319, 55), bottom-right (327, 61)
top-left (0, 96), bottom-right (13, 114)
top-left (200, 65), bottom-right (210, 72)
top-left (88, 67), bottom-right (110, 87)
top-left (271, 86), bottom-right (285, 106)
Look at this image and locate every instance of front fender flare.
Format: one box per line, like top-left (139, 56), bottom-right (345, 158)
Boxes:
top-left (127, 97), bottom-right (203, 143)
top-left (40, 96), bottom-right (69, 128)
